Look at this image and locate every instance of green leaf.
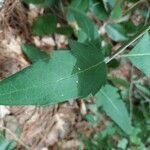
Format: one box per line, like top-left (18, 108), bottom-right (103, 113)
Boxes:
top-left (56, 26), bottom-right (74, 36)
top-left (105, 0), bottom-right (115, 8)
top-left (109, 76), bottom-right (130, 88)
top-left (43, 0), bottom-right (57, 6)
top-left (121, 21), bottom-right (141, 35)
top-left (21, 44), bottom-right (50, 63)
top-left (141, 8), bottom-right (150, 18)
top-left (85, 114), bottom-right (98, 125)
top-left (99, 123), bottom-right (116, 138)
top-left (126, 32), bottom-right (150, 76)
top-left (0, 41), bottom-right (106, 105)
top-left (102, 43), bottom-right (112, 57)
top-left (70, 0), bottom-right (89, 12)
top-left (135, 84), bottom-right (150, 97)
top-left (96, 84), bottom-right (132, 134)
top-left (75, 30), bottom-right (88, 43)
top-left (107, 59), bottom-right (120, 68)
top-left (0, 133), bottom-right (17, 150)
top-left (32, 13), bottom-right (56, 36)
top-left (69, 8), bottom-right (99, 41)
top-left (69, 40), bottom-right (106, 96)
top-left (111, 0), bottom-right (123, 19)
top-left (117, 138), bottom-right (128, 149)
top-left (105, 23), bottom-right (128, 41)
top-left (67, 0), bottom-right (89, 21)
top-left (90, 0), bottom-right (108, 21)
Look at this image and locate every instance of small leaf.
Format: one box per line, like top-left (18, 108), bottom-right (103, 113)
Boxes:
top-left (135, 84), bottom-right (150, 97)
top-left (69, 8), bottom-right (99, 41)
top-left (111, 0), bottom-right (123, 19)
top-left (22, 44), bottom-right (50, 63)
top-left (141, 8), bottom-right (150, 18)
top-left (96, 84), bottom-right (132, 134)
top-left (85, 114), bottom-right (98, 125)
top-left (90, 0), bottom-right (108, 21)
top-left (105, 23), bottom-right (128, 41)
top-left (43, 0), bottom-right (57, 6)
top-left (102, 43), bottom-right (112, 57)
top-left (67, 0), bottom-right (89, 21)
top-left (105, 0), bottom-right (115, 8)
top-left (0, 132), bottom-right (17, 150)
top-left (109, 76), bottom-right (130, 89)
top-left (99, 123), bottom-right (116, 138)
top-left (121, 21), bottom-right (141, 35)
top-left (108, 59), bottom-right (120, 68)
top-left (126, 32), bottom-right (150, 76)
top-left (117, 138), bottom-right (128, 149)
top-left (75, 30), bottom-right (87, 42)
top-left (70, 0), bottom-right (89, 12)
top-left (56, 26), bottom-right (74, 36)
top-left (32, 13), bottom-right (56, 36)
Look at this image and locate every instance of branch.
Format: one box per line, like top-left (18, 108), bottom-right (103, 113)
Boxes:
top-left (105, 25), bottom-right (150, 64)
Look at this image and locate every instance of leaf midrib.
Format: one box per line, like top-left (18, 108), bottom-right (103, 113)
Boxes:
top-left (122, 53), bottom-right (150, 57)
top-left (100, 89), bottom-right (119, 112)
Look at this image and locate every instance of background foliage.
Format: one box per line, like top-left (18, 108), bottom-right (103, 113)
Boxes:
top-left (0, 0), bottom-right (150, 149)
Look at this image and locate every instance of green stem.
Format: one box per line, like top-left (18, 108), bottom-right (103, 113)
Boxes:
top-left (129, 66), bottom-right (134, 123)
top-left (105, 25), bottom-right (150, 63)
top-left (123, 0), bottom-right (146, 16)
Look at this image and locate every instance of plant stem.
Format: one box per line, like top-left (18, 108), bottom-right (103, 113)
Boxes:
top-left (123, 0), bottom-right (146, 16)
top-left (129, 66), bottom-right (134, 123)
top-left (0, 126), bottom-right (30, 150)
top-left (105, 25), bottom-right (150, 64)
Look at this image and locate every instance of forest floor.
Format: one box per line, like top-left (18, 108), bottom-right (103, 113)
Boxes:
top-left (0, 0), bottom-right (149, 150)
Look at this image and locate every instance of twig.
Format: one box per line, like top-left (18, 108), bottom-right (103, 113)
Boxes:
top-left (0, 126), bottom-right (30, 150)
top-left (123, 0), bottom-right (146, 16)
top-left (137, 90), bottom-right (150, 103)
top-left (144, 7), bottom-right (150, 26)
top-left (105, 25), bottom-right (150, 64)
top-left (129, 66), bottom-right (134, 122)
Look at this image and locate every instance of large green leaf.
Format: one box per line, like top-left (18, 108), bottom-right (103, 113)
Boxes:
top-left (126, 32), bottom-right (150, 76)
top-left (69, 40), bottom-right (106, 96)
top-left (0, 51), bottom-right (76, 105)
top-left (22, 44), bottom-right (50, 63)
top-left (32, 14), bottom-right (56, 36)
top-left (69, 8), bottom-right (99, 41)
top-left (0, 42), bottom-right (106, 105)
top-left (96, 84), bottom-right (132, 134)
